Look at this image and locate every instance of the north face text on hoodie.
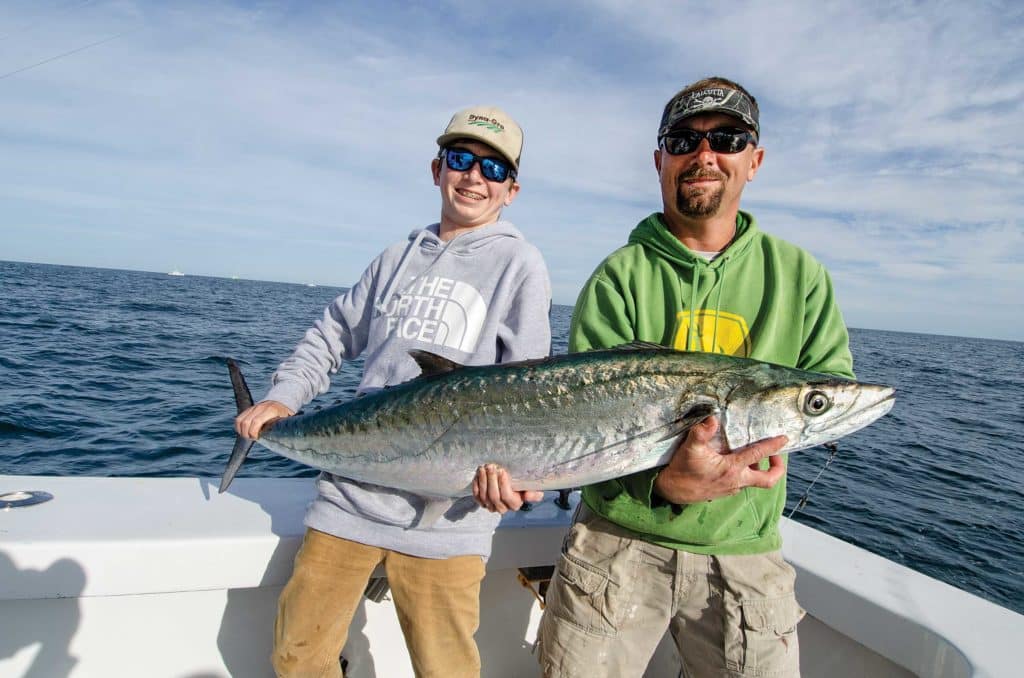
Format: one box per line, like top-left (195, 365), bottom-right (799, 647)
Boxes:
top-left (382, 275), bottom-right (487, 352)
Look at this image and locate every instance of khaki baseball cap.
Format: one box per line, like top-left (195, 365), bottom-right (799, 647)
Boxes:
top-left (436, 105), bottom-right (523, 171)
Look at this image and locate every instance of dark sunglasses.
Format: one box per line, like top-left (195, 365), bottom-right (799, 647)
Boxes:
top-left (442, 148), bottom-right (516, 183)
top-left (659, 127), bottom-right (757, 155)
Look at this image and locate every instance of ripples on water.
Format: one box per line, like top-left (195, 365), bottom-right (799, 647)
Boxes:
top-left (1, 260), bottom-right (1021, 615)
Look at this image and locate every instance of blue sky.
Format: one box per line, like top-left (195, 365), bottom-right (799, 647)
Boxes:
top-left (2, 1), bottom-right (1022, 341)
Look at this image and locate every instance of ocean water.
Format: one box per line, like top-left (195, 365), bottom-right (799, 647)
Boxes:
top-left (1, 260), bottom-right (1022, 616)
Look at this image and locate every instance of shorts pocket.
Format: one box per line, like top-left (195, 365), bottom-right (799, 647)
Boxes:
top-left (725, 595), bottom-right (804, 676)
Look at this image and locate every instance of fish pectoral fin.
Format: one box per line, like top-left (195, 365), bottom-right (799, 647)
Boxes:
top-left (408, 350), bottom-right (464, 377)
top-left (411, 498), bottom-right (456, 529)
top-left (655, 403), bottom-right (719, 443)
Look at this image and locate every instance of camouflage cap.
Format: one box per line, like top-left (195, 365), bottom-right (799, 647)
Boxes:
top-left (436, 105), bottom-right (523, 171)
top-left (659, 86), bottom-right (760, 139)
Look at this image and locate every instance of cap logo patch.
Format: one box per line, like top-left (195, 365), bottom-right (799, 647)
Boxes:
top-left (467, 114), bottom-right (505, 134)
top-left (677, 88), bottom-right (728, 114)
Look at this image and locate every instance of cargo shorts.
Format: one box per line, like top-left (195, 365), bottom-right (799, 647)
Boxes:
top-left (537, 505), bottom-right (804, 677)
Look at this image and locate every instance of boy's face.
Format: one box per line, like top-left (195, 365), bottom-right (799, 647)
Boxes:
top-left (433, 139), bottom-right (520, 231)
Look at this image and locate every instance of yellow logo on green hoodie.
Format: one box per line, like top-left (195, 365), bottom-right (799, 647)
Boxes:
top-left (673, 310), bottom-right (751, 356)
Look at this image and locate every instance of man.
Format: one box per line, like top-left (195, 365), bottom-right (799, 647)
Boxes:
top-left (235, 105), bottom-right (551, 677)
top-left (535, 77), bottom-right (855, 677)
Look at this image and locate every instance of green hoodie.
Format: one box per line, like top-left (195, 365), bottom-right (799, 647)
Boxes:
top-left (569, 211), bottom-right (854, 555)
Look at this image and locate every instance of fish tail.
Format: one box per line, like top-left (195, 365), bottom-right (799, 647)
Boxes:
top-left (227, 358), bottom-right (255, 413)
top-left (221, 359), bottom-right (256, 493)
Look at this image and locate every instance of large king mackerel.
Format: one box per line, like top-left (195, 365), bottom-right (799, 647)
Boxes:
top-left (222, 344), bottom-right (895, 514)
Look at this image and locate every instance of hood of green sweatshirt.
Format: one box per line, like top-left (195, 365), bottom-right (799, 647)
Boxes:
top-left (627, 210), bottom-right (759, 267)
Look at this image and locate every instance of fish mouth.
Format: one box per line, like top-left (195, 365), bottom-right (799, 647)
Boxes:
top-left (807, 385), bottom-right (896, 435)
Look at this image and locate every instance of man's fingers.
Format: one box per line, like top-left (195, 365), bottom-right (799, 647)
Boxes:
top-left (669, 415), bottom-right (720, 462)
top-left (743, 451), bottom-right (787, 489)
top-left (689, 415), bottom-right (720, 443)
top-left (733, 435), bottom-right (788, 467)
top-left (749, 452), bottom-right (787, 473)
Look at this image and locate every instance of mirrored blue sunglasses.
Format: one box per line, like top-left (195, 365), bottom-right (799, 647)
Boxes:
top-left (442, 148), bottom-right (516, 183)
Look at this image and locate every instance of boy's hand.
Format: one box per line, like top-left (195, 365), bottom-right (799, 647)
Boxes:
top-left (473, 464), bottom-right (544, 514)
top-left (234, 400), bottom-right (295, 440)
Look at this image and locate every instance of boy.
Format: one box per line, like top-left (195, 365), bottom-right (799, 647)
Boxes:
top-left (235, 105), bottom-right (551, 678)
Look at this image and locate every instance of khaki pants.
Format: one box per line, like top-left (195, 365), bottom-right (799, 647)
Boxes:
top-left (272, 528), bottom-right (486, 678)
top-left (538, 506), bottom-right (804, 677)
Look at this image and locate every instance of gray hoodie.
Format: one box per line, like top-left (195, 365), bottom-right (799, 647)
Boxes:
top-left (264, 220), bottom-right (552, 559)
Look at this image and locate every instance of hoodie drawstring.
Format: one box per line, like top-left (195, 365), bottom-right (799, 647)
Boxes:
top-left (710, 257), bottom-right (728, 354)
top-left (687, 267), bottom-right (700, 352)
top-left (685, 257), bottom-right (729, 353)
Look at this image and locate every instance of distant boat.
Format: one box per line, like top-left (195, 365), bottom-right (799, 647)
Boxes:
top-left (306, 283), bottom-right (316, 287)
top-left (168, 270), bottom-right (184, 277)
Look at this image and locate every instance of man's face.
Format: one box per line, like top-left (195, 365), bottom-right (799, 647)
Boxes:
top-left (654, 112), bottom-right (764, 221)
top-left (433, 140), bottom-right (520, 230)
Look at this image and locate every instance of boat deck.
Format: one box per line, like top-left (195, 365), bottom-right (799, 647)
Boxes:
top-left (2, 475), bottom-right (1020, 676)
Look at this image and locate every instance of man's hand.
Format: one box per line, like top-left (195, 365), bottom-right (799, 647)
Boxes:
top-left (234, 400), bottom-right (295, 440)
top-left (473, 464), bottom-right (544, 514)
top-left (654, 416), bottom-right (787, 504)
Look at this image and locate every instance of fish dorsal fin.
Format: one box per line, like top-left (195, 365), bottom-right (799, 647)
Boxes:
top-left (612, 341), bottom-right (668, 351)
top-left (409, 350), bottom-right (464, 377)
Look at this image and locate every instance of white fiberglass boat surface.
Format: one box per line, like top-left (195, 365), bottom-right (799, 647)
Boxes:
top-left (1, 475), bottom-right (1020, 677)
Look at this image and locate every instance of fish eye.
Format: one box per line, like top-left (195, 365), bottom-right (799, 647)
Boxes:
top-left (803, 390), bottom-right (832, 416)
